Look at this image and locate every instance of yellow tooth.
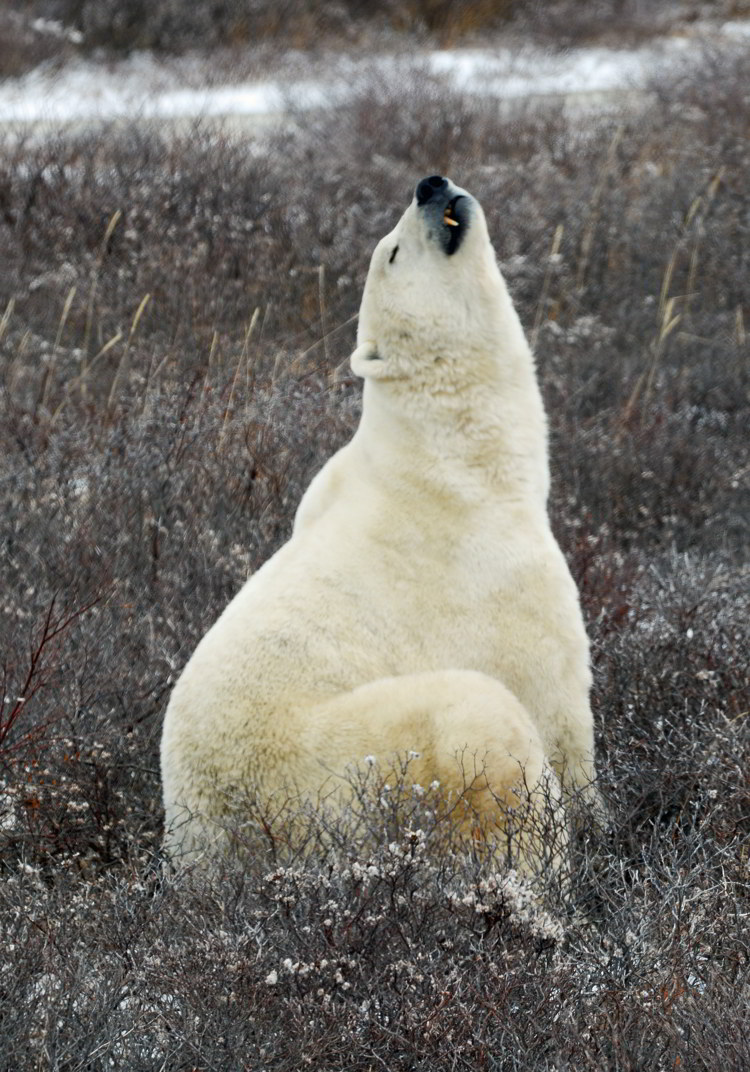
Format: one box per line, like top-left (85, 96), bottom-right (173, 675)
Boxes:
top-left (443, 213), bottom-right (459, 227)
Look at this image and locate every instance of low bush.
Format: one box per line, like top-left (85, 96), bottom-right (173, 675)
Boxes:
top-left (2, 0), bottom-right (738, 76)
top-left (0, 39), bottom-right (748, 1072)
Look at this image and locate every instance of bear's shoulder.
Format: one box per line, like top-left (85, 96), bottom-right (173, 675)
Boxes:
top-left (292, 441), bottom-right (359, 535)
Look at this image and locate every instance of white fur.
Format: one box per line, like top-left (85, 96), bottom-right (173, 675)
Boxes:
top-left (161, 180), bottom-right (595, 867)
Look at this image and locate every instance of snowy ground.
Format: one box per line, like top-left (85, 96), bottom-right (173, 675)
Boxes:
top-left (0, 18), bottom-right (748, 134)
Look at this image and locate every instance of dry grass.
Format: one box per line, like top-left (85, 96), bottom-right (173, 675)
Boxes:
top-left (0, 38), bottom-right (748, 1072)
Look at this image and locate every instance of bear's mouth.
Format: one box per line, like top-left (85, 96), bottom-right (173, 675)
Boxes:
top-left (442, 196), bottom-right (466, 255)
top-left (442, 199), bottom-right (461, 228)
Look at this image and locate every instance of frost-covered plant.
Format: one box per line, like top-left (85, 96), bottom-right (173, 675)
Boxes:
top-left (1, 35), bottom-right (749, 1072)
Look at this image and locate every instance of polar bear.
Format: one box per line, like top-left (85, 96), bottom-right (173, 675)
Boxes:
top-left (161, 175), bottom-right (596, 868)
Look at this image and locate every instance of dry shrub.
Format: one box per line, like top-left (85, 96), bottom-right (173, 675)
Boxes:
top-left (1, 0), bottom-right (725, 72)
top-left (3, 0), bottom-right (516, 60)
top-left (0, 38), bottom-right (749, 1072)
top-left (0, 4), bottom-right (79, 78)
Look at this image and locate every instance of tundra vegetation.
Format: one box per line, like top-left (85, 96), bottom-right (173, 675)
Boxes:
top-left (0, 1), bottom-right (748, 1068)
top-left (3, 0), bottom-right (748, 72)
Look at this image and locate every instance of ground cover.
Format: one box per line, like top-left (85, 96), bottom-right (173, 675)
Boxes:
top-left (0, 27), bottom-right (748, 1071)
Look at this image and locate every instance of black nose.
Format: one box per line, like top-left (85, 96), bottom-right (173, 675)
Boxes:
top-left (416, 175), bottom-right (447, 206)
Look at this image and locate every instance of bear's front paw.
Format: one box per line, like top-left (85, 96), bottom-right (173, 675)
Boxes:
top-left (351, 341), bottom-right (383, 378)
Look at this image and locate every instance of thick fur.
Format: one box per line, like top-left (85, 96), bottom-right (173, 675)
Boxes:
top-left (161, 179), bottom-right (595, 866)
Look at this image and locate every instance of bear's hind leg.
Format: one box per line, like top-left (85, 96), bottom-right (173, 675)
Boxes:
top-left (303, 669), bottom-right (565, 875)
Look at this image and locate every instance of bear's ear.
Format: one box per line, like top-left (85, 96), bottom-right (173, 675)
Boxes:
top-left (351, 341), bottom-right (388, 379)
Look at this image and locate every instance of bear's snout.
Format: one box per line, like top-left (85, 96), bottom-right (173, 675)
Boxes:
top-left (414, 175), bottom-right (470, 256)
top-left (416, 175), bottom-right (448, 205)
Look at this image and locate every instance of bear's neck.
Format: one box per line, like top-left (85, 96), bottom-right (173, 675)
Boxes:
top-left (357, 344), bottom-right (550, 509)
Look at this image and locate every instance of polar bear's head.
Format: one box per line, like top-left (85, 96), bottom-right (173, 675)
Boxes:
top-left (352, 176), bottom-right (521, 388)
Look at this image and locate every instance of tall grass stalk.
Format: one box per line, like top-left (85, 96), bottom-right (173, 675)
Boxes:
top-left (220, 306), bottom-right (260, 446)
top-left (106, 292), bottom-right (151, 412)
top-left (575, 124), bottom-right (623, 295)
top-left (318, 264), bottom-right (330, 369)
top-left (289, 312), bottom-right (359, 381)
top-left (37, 285), bottom-right (77, 415)
top-left (202, 330), bottom-right (220, 399)
top-left (0, 298), bottom-right (14, 345)
top-left (532, 223), bottom-right (564, 349)
top-left (51, 331), bottom-right (122, 423)
top-left (81, 208), bottom-right (122, 390)
top-left (621, 167), bottom-right (726, 425)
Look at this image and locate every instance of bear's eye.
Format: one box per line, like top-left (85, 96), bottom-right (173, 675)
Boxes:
top-left (388, 245), bottom-right (399, 264)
